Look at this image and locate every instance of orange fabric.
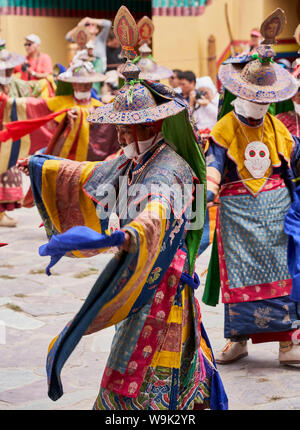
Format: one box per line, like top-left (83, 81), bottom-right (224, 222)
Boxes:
top-left (15, 52), bottom-right (53, 80)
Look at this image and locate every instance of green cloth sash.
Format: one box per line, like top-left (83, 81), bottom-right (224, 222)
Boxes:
top-left (202, 231), bottom-right (220, 306)
top-left (162, 109), bottom-right (207, 275)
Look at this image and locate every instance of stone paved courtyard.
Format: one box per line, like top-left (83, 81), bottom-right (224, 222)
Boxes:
top-left (0, 176), bottom-right (300, 410)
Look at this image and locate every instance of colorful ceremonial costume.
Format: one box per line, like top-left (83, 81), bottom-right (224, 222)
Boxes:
top-left (0, 44), bottom-right (44, 218)
top-left (203, 12), bottom-right (300, 357)
top-left (27, 6), bottom-right (227, 410)
top-left (0, 61), bottom-right (119, 176)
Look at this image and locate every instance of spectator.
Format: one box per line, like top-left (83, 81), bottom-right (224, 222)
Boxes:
top-left (14, 34), bottom-right (53, 81)
top-left (179, 70), bottom-right (197, 102)
top-left (168, 69), bottom-right (183, 93)
top-left (66, 17), bottom-right (112, 73)
top-left (191, 76), bottom-right (219, 133)
top-left (106, 29), bottom-right (124, 72)
top-left (249, 28), bottom-right (263, 53)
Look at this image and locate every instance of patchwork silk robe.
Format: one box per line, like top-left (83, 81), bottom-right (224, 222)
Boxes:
top-left (28, 142), bottom-right (227, 410)
top-left (0, 94), bottom-right (119, 175)
top-left (0, 77), bottom-right (55, 211)
top-left (205, 110), bottom-right (300, 343)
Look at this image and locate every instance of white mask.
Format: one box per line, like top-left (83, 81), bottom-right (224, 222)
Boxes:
top-left (0, 69), bottom-right (12, 86)
top-left (294, 101), bottom-right (300, 116)
top-left (123, 132), bottom-right (163, 160)
top-left (123, 141), bottom-right (140, 159)
top-left (232, 97), bottom-right (270, 120)
top-left (74, 90), bottom-right (91, 100)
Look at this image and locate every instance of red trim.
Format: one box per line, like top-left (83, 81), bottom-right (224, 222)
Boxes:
top-left (219, 175), bottom-right (286, 197)
top-left (0, 8), bottom-right (150, 19)
top-left (250, 330), bottom-right (297, 344)
top-left (216, 208), bottom-right (292, 304)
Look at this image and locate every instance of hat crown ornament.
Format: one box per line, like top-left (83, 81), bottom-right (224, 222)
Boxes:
top-left (114, 5), bottom-right (139, 62)
top-left (73, 26), bottom-right (91, 50)
top-left (113, 82), bottom-right (157, 114)
top-left (86, 5), bottom-right (185, 125)
top-left (137, 16), bottom-right (154, 57)
top-left (260, 8), bottom-right (286, 45)
top-left (218, 8), bottom-right (298, 103)
top-left (136, 16), bottom-right (158, 74)
top-left (241, 8), bottom-right (286, 87)
top-left (113, 6), bottom-right (142, 82)
top-left (112, 6), bottom-right (156, 113)
top-left (239, 9), bottom-right (286, 89)
top-left (241, 45), bottom-right (277, 88)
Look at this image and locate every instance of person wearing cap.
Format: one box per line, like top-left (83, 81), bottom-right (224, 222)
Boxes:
top-left (202, 24), bottom-right (300, 364)
top-left (190, 76), bottom-right (219, 136)
top-left (16, 6), bottom-right (227, 411)
top-left (14, 34), bottom-right (53, 81)
top-left (249, 28), bottom-right (263, 54)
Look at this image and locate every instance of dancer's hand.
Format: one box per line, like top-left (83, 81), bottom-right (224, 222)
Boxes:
top-left (16, 157), bottom-right (30, 176)
top-left (67, 108), bottom-right (79, 128)
top-left (121, 231), bottom-right (131, 252)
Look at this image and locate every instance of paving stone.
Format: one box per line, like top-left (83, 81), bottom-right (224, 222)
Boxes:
top-left (89, 327), bottom-right (115, 353)
top-left (0, 369), bottom-right (43, 393)
top-left (17, 295), bottom-right (84, 317)
top-left (0, 308), bottom-right (45, 330)
top-left (15, 389), bottom-right (98, 410)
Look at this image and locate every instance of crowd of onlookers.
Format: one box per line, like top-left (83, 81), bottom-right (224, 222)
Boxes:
top-left (12, 22), bottom-right (298, 141)
top-left (11, 16), bottom-right (220, 137)
top-left (168, 69), bottom-right (219, 134)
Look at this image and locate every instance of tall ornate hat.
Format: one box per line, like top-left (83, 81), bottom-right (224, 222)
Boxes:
top-left (0, 39), bottom-right (25, 70)
top-left (218, 9), bottom-right (297, 103)
top-left (133, 16), bottom-right (173, 81)
top-left (58, 60), bottom-right (106, 83)
top-left (87, 6), bottom-right (184, 125)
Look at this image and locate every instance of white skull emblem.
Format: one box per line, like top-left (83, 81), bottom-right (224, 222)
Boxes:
top-left (244, 141), bottom-right (271, 179)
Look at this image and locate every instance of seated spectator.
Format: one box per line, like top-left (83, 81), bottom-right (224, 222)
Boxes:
top-left (66, 17), bottom-right (112, 73)
top-left (14, 34), bottom-right (53, 81)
